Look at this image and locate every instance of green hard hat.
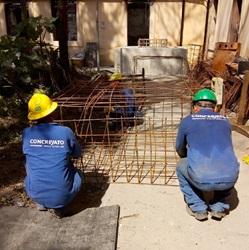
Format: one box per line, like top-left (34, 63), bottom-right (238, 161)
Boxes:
top-left (193, 88), bottom-right (217, 103)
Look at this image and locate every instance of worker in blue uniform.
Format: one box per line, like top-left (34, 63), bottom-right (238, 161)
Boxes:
top-left (176, 88), bottom-right (239, 221)
top-left (22, 93), bottom-right (83, 218)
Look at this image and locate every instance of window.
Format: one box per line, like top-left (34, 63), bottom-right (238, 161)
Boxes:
top-left (4, 1), bottom-right (28, 35)
top-left (51, 0), bottom-right (77, 41)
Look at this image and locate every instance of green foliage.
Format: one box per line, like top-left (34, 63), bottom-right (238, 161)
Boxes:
top-left (0, 16), bottom-right (58, 144)
top-left (0, 16), bottom-right (58, 100)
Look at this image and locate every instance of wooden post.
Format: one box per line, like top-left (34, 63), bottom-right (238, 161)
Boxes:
top-left (237, 70), bottom-right (249, 125)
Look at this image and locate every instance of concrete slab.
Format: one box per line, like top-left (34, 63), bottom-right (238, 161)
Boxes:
top-left (0, 205), bottom-right (120, 250)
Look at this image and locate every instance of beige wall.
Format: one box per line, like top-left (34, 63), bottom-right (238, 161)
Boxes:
top-left (98, 1), bottom-right (127, 65)
top-left (0, 0), bottom-right (127, 65)
top-left (0, 3), bottom-right (6, 36)
top-left (28, 0), bottom-right (54, 43)
top-left (76, 0), bottom-right (127, 65)
top-left (183, 0), bottom-right (206, 46)
top-left (29, 0), bottom-right (86, 56)
top-left (150, 1), bottom-right (182, 46)
top-left (4, 1), bottom-right (245, 64)
top-left (78, 0), bottom-right (96, 45)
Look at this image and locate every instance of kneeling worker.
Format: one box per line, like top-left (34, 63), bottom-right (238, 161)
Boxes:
top-left (22, 93), bottom-right (83, 217)
top-left (176, 88), bottom-right (239, 221)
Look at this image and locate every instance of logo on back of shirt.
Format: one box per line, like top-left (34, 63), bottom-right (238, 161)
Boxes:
top-left (29, 139), bottom-right (65, 148)
top-left (191, 114), bottom-right (227, 120)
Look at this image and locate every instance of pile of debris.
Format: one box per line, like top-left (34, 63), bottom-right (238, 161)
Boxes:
top-left (188, 60), bottom-right (244, 114)
top-left (187, 42), bottom-right (249, 124)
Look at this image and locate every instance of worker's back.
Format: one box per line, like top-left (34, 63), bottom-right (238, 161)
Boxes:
top-left (176, 108), bottom-right (239, 184)
top-left (22, 123), bottom-right (82, 209)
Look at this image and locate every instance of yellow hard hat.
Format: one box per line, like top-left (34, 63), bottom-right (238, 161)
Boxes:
top-left (109, 72), bottom-right (122, 81)
top-left (28, 93), bottom-right (58, 120)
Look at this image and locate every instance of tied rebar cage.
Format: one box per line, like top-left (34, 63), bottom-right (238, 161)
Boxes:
top-left (55, 76), bottom-right (193, 185)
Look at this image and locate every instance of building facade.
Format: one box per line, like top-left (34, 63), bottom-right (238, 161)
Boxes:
top-left (0, 0), bottom-right (248, 66)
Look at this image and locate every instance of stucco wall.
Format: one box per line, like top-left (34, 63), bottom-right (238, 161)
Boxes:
top-left (98, 1), bottom-right (127, 65)
top-left (183, 0), bottom-right (206, 46)
top-left (2, 0), bottom-right (247, 63)
top-left (150, 1), bottom-right (182, 46)
top-left (28, 1), bottom-right (54, 43)
top-left (0, 3), bottom-right (6, 36)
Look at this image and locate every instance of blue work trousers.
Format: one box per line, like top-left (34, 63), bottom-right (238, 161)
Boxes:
top-left (176, 158), bottom-right (235, 213)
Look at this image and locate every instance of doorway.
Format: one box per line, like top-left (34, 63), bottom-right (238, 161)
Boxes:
top-left (127, 1), bottom-right (150, 46)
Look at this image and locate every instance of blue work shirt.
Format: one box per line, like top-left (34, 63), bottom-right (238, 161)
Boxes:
top-left (176, 109), bottom-right (239, 184)
top-left (22, 123), bottom-right (82, 208)
top-left (114, 88), bottom-right (138, 117)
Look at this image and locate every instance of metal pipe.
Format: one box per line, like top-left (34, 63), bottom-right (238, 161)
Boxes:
top-left (180, 0), bottom-right (185, 46)
top-left (96, 0), bottom-right (100, 71)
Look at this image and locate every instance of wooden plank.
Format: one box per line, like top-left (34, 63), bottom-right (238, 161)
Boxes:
top-left (237, 71), bottom-right (249, 125)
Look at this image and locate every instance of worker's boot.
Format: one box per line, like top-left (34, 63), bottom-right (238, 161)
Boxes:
top-left (48, 208), bottom-right (64, 219)
top-left (210, 210), bottom-right (226, 220)
top-left (186, 205), bottom-right (208, 221)
top-left (36, 203), bottom-right (47, 211)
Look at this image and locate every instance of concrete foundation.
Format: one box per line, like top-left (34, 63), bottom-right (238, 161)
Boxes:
top-left (114, 46), bottom-right (188, 76)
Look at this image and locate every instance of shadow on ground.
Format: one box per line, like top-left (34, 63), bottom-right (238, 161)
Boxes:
top-left (228, 187), bottom-right (239, 211)
top-left (61, 172), bottom-right (110, 217)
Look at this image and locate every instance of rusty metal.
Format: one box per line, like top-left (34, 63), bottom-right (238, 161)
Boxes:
top-left (186, 44), bottom-right (202, 70)
top-left (55, 76), bottom-right (192, 185)
top-left (188, 60), bottom-right (249, 123)
top-left (212, 42), bottom-right (241, 74)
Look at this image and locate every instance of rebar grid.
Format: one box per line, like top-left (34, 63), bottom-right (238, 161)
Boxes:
top-left (55, 77), bottom-right (193, 185)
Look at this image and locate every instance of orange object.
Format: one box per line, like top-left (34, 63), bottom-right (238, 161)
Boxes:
top-left (212, 42), bottom-right (241, 74)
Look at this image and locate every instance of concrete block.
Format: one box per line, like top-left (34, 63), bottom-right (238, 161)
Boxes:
top-left (115, 46), bottom-right (188, 76)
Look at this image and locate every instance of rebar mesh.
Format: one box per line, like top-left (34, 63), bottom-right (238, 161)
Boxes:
top-left (55, 76), bottom-right (193, 185)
